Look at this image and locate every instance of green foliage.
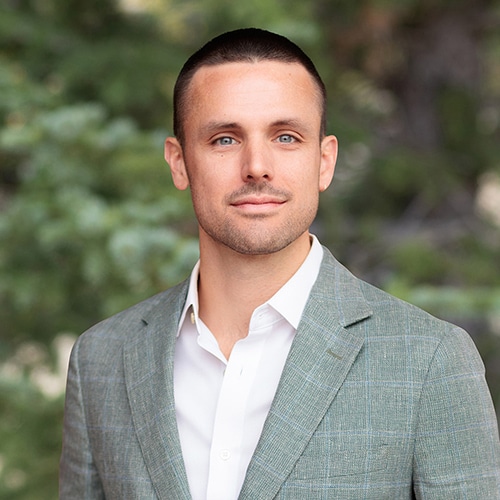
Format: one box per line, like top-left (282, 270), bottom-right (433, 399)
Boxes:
top-left (0, 334), bottom-right (72, 499)
top-left (0, 5), bottom-right (196, 493)
top-left (0, 1), bottom-right (177, 128)
top-left (0, 102), bottom-right (197, 349)
top-left (389, 238), bottom-right (446, 284)
top-left (0, 383), bottom-right (62, 499)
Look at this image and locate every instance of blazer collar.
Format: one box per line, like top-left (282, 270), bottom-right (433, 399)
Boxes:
top-left (123, 280), bottom-right (192, 500)
top-left (240, 248), bottom-right (373, 499)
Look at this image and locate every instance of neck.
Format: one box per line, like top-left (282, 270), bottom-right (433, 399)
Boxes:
top-left (197, 231), bottom-right (311, 358)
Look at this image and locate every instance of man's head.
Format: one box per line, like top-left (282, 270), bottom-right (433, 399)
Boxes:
top-left (173, 28), bottom-right (327, 145)
top-left (165, 29), bottom-right (337, 257)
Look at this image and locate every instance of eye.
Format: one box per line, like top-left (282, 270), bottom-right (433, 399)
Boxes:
top-left (277, 134), bottom-right (296, 144)
top-left (214, 136), bottom-right (237, 146)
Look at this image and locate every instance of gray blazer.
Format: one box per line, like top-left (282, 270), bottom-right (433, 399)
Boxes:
top-left (60, 248), bottom-right (500, 499)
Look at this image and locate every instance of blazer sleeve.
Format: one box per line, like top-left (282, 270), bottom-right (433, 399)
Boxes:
top-left (59, 338), bottom-right (105, 500)
top-left (413, 326), bottom-right (500, 498)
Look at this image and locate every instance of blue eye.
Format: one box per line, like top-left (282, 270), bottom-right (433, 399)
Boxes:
top-left (278, 134), bottom-right (295, 143)
top-left (216, 137), bottom-right (236, 146)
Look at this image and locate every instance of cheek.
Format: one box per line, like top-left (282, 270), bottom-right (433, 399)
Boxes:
top-left (189, 177), bottom-right (222, 213)
top-left (294, 168), bottom-right (321, 192)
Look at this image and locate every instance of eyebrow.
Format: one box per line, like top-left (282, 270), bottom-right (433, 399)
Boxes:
top-left (271, 119), bottom-right (313, 134)
top-left (199, 118), bottom-right (313, 137)
top-left (199, 121), bottom-right (241, 136)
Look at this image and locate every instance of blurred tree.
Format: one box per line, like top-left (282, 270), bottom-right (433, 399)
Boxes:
top-left (0, 2), bottom-right (196, 497)
top-left (0, 102), bottom-right (198, 348)
top-left (0, 0), bottom-right (179, 128)
top-left (314, 0), bottom-right (500, 278)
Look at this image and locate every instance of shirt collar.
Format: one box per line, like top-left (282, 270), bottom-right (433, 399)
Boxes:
top-left (176, 235), bottom-right (323, 335)
top-left (266, 234), bottom-right (323, 329)
top-left (177, 259), bottom-right (201, 336)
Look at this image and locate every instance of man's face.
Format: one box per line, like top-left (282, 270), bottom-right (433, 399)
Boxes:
top-left (165, 60), bottom-right (337, 256)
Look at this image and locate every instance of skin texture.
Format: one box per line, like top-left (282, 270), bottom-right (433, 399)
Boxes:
top-left (165, 60), bottom-right (338, 357)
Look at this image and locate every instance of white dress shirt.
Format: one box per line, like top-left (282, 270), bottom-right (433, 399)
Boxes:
top-left (174, 235), bottom-right (323, 500)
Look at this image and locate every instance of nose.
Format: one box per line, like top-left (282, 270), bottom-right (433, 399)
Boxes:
top-left (241, 139), bottom-right (273, 182)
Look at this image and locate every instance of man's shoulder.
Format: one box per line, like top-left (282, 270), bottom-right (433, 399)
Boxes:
top-left (360, 278), bottom-right (457, 332)
top-left (355, 277), bottom-right (478, 364)
top-left (319, 247), bottom-right (465, 341)
top-left (76, 279), bottom-right (189, 350)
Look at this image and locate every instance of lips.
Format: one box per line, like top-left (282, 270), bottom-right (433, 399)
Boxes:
top-left (229, 195), bottom-right (287, 216)
top-left (231, 195), bottom-right (286, 206)
top-left (225, 185), bottom-right (290, 214)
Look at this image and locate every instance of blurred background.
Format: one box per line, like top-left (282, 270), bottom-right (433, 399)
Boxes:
top-left (1, 0), bottom-right (499, 497)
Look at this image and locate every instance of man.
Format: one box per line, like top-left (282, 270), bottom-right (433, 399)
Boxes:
top-left (60, 28), bottom-right (500, 499)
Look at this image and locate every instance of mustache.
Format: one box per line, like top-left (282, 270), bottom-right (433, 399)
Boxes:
top-left (225, 182), bottom-right (291, 204)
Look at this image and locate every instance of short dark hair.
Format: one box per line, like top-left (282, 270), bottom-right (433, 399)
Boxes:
top-left (173, 28), bottom-right (327, 144)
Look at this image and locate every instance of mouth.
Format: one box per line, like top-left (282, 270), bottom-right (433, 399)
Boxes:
top-left (230, 196), bottom-right (286, 213)
top-left (226, 184), bottom-right (290, 215)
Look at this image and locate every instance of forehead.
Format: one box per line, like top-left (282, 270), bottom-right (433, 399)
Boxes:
top-left (184, 61), bottom-right (322, 128)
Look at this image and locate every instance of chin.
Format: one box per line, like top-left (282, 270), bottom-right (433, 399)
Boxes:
top-left (221, 232), bottom-right (305, 256)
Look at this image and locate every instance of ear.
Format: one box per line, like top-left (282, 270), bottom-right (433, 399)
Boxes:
top-left (319, 135), bottom-right (338, 192)
top-left (164, 137), bottom-right (190, 190)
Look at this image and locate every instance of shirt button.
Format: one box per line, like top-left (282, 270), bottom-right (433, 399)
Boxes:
top-left (220, 449), bottom-right (231, 461)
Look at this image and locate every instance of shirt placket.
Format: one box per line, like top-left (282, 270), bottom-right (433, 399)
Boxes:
top-left (206, 327), bottom-right (267, 500)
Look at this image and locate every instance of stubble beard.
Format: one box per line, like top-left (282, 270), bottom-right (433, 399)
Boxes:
top-left (192, 182), bottom-right (318, 256)
top-left (201, 215), bottom-right (316, 255)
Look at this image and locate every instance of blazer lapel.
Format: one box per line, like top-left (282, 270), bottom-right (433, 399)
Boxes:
top-left (240, 249), bottom-right (372, 500)
top-left (123, 281), bottom-right (192, 500)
